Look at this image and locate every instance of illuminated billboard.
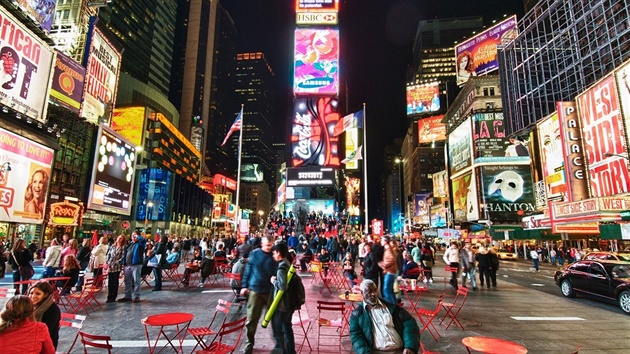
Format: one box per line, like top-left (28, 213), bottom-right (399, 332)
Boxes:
top-left (537, 112), bottom-right (566, 201)
top-left (344, 128), bottom-right (359, 170)
top-left (135, 168), bottom-right (171, 221)
top-left (345, 177), bottom-right (360, 216)
top-left (473, 112), bottom-right (529, 162)
top-left (616, 60), bottom-right (630, 162)
top-left (296, 12), bottom-right (338, 26)
top-left (49, 51), bottom-right (85, 114)
top-left (0, 8), bottom-right (55, 123)
top-left (432, 170), bottom-right (448, 198)
top-left (448, 117), bottom-right (473, 175)
top-left (0, 127), bottom-right (54, 224)
top-left (111, 107), bottom-right (146, 147)
top-left (286, 166), bottom-right (336, 187)
top-left (294, 29), bottom-right (339, 95)
top-left (81, 26), bottom-right (121, 125)
top-left (296, 0), bottom-right (338, 12)
top-left (452, 170), bottom-right (479, 222)
top-left (406, 82), bottom-right (440, 115)
top-left (291, 97), bottom-right (340, 167)
top-left (414, 193), bottom-right (431, 225)
top-left (418, 115), bottom-right (446, 144)
top-left (430, 203), bottom-right (447, 228)
top-left (455, 15), bottom-right (518, 86)
top-left (576, 74), bottom-right (629, 197)
top-left (87, 124), bottom-right (137, 215)
top-left (480, 165), bottom-right (535, 221)
top-left (241, 163), bottom-right (264, 182)
top-left (12, 0), bottom-right (57, 33)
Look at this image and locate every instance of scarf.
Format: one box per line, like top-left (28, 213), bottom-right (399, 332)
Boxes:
top-left (34, 295), bottom-right (54, 322)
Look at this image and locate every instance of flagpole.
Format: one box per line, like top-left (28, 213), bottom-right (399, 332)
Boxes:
top-left (362, 103), bottom-right (369, 235)
top-left (235, 104), bottom-right (244, 233)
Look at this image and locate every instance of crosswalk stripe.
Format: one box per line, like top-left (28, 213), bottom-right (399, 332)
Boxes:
top-left (511, 316), bottom-right (584, 321)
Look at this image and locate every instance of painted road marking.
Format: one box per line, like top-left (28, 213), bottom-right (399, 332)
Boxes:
top-left (201, 289), bottom-right (234, 293)
top-left (511, 316), bottom-right (584, 321)
top-left (531, 283), bottom-right (545, 287)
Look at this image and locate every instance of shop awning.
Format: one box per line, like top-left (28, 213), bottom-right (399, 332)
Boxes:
top-left (599, 224), bottom-right (630, 240)
top-left (511, 228), bottom-right (561, 240)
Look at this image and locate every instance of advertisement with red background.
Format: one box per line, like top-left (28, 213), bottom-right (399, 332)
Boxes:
top-left (291, 97), bottom-right (340, 167)
top-left (615, 60), bottom-right (630, 159)
top-left (296, 0), bottom-right (338, 11)
top-left (576, 74), bottom-right (630, 197)
top-left (371, 219), bottom-right (384, 237)
top-left (557, 101), bottom-right (589, 202)
top-left (417, 115), bottom-right (446, 144)
top-left (0, 127), bottom-right (54, 224)
top-left (294, 29), bottom-right (339, 95)
top-left (0, 8), bottom-right (55, 123)
top-left (406, 83), bottom-right (440, 116)
top-left (50, 50), bottom-right (85, 114)
top-left (537, 112), bottom-right (567, 201)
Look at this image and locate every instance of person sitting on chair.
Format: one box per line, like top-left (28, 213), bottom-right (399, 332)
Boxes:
top-left (166, 246), bottom-right (180, 265)
top-left (349, 279), bottom-right (420, 354)
top-left (299, 247), bottom-right (313, 272)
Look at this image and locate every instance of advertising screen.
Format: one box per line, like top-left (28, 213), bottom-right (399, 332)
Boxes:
top-left (480, 165), bottom-right (535, 221)
top-left (12, 0), bottom-right (57, 33)
top-left (344, 128), bottom-right (359, 170)
top-left (291, 97), bottom-right (340, 167)
top-left (455, 15), bottom-right (518, 86)
top-left (285, 199), bottom-right (335, 216)
top-left (294, 29), bottom-right (339, 95)
top-left (241, 163), bottom-right (264, 182)
top-left (616, 60), bottom-right (630, 162)
top-left (345, 177), bottom-right (360, 216)
top-left (451, 170), bottom-right (478, 222)
top-left (418, 115), bottom-right (446, 144)
top-left (81, 26), bottom-right (121, 125)
top-left (87, 124), bottom-right (137, 215)
top-left (296, 0), bottom-right (338, 11)
top-left (537, 112), bottom-right (567, 201)
top-left (406, 83), bottom-right (440, 116)
top-left (0, 127), bottom-right (54, 224)
top-left (432, 170), bottom-right (448, 198)
top-left (430, 203), bottom-right (447, 228)
top-left (473, 112), bottom-right (529, 161)
top-left (111, 107), bottom-right (146, 147)
top-left (576, 74), bottom-right (630, 197)
top-left (135, 168), bottom-right (171, 221)
top-left (414, 193), bottom-right (431, 225)
top-left (0, 8), bottom-right (55, 123)
top-left (286, 166), bottom-right (336, 187)
top-left (448, 117), bottom-right (473, 175)
top-left (49, 51), bottom-right (85, 114)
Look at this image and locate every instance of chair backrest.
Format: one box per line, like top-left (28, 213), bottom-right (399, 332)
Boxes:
top-left (0, 288), bottom-right (16, 298)
top-left (444, 266), bottom-right (458, 273)
top-left (60, 313), bottom-right (86, 329)
top-left (453, 286), bottom-right (469, 306)
top-left (310, 261), bottom-right (323, 273)
top-left (406, 268), bottom-right (421, 277)
top-left (79, 331), bottom-right (113, 353)
top-left (214, 256), bottom-right (227, 265)
top-left (317, 300), bottom-right (345, 314)
top-left (212, 316), bottom-right (247, 352)
top-left (205, 299), bottom-right (232, 329)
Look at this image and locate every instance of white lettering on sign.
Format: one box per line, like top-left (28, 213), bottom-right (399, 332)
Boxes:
top-left (298, 172), bottom-right (323, 179)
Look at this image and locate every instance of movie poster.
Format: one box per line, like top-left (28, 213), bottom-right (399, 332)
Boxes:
top-left (480, 165), bottom-right (535, 221)
top-left (452, 170), bottom-right (479, 222)
top-left (448, 117), bottom-right (473, 175)
top-left (537, 112), bottom-right (567, 201)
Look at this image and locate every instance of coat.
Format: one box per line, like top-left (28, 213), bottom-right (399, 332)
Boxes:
top-left (349, 299), bottom-right (420, 354)
top-left (0, 318), bottom-right (55, 354)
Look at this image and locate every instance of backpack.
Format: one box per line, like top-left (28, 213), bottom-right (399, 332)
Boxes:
top-left (284, 272), bottom-right (306, 311)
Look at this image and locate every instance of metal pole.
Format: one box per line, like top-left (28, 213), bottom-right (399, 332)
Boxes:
top-left (362, 103), bottom-right (369, 234)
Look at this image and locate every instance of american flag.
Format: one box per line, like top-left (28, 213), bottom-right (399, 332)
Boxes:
top-left (221, 111), bottom-right (243, 146)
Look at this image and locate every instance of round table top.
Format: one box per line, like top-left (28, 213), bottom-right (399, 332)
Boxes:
top-left (142, 312), bottom-right (194, 327)
top-left (42, 276), bottom-right (71, 281)
top-left (401, 285), bottom-right (429, 292)
top-left (338, 293), bottom-right (363, 302)
top-left (462, 336), bottom-right (527, 354)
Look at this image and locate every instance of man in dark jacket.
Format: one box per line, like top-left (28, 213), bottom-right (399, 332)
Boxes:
top-left (349, 279), bottom-right (419, 354)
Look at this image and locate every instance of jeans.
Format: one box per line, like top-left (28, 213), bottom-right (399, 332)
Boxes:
top-left (382, 273), bottom-right (397, 304)
top-left (550, 256), bottom-right (556, 266)
top-left (462, 267), bottom-right (477, 289)
top-left (272, 310), bottom-right (296, 354)
top-left (244, 290), bottom-right (271, 353)
top-left (532, 258), bottom-right (539, 271)
top-left (153, 267), bottom-right (162, 290)
top-left (123, 265), bottom-right (142, 299)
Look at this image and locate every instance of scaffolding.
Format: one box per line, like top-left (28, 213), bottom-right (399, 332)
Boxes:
top-left (498, 0), bottom-right (630, 135)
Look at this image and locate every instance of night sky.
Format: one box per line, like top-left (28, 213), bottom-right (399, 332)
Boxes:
top-left (221, 0), bottom-right (525, 217)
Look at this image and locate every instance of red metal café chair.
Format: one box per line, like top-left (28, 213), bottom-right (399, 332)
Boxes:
top-left (79, 331), bottom-right (113, 353)
top-left (0, 288), bottom-right (16, 299)
top-left (440, 286), bottom-right (469, 330)
top-left (292, 308), bottom-right (312, 352)
top-left (443, 266), bottom-right (459, 289)
top-left (58, 312), bottom-right (87, 354)
top-left (316, 301), bottom-right (347, 353)
top-left (194, 316), bottom-right (246, 354)
top-left (417, 293), bottom-right (444, 341)
top-left (188, 299), bottom-right (232, 352)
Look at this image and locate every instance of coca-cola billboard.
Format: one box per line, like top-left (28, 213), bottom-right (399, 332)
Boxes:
top-left (291, 97), bottom-right (340, 167)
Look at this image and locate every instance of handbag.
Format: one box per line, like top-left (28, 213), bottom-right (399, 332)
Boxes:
top-left (147, 254), bottom-right (162, 268)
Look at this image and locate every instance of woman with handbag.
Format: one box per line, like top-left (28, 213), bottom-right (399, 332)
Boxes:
top-left (9, 238), bottom-right (34, 295)
top-left (90, 236), bottom-right (109, 287)
top-left (105, 235), bottom-right (126, 303)
top-left (152, 236), bottom-right (168, 291)
top-left (74, 239), bottom-right (92, 291)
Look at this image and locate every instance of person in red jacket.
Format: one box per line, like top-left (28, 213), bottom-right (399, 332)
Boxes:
top-left (0, 295), bottom-right (55, 354)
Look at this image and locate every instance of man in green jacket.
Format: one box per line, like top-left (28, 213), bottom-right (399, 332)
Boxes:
top-left (349, 279), bottom-right (420, 354)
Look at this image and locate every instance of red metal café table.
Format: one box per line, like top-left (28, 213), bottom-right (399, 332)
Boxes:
top-left (462, 336), bottom-right (528, 354)
top-left (142, 312), bottom-right (194, 354)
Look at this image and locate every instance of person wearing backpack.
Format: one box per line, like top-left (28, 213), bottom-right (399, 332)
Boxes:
top-left (270, 242), bottom-right (297, 354)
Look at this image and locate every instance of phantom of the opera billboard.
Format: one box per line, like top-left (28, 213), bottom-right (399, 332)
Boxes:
top-left (291, 97), bottom-right (340, 167)
top-left (576, 73), bottom-right (630, 197)
top-left (455, 15), bottom-right (518, 86)
top-left (0, 127), bottom-right (54, 224)
top-left (294, 29), bottom-right (339, 96)
top-left (0, 8), bottom-right (55, 123)
top-left (480, 165), bottom-right (535, 221)
top-left (49, 50), bottom-right (86, 114)
top-left (81, 25), bottom-right (121, 125)
top-left (87, 124), bottom-right (137, 215)
top-left (406, 82), bottom-right (440, 116)
top-left (418, 115), bottom-right (446, 145)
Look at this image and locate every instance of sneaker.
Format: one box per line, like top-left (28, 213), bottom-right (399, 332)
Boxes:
top-left (118, 297), bottom-right (132, 303)
top-left (429, 279), bottom-right (433, 283)
top-left (423, 278), bottom-right (428, 283)
top-left (197, 282), bottom-right (205, 288)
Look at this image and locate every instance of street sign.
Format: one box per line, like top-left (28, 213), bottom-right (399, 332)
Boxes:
top-left (621, 210), bottom-right (630, 221)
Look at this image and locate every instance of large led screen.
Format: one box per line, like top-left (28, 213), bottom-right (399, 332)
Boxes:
top-left (0, 127), bottom-right (54, 224)
top-left (12, 0), bottom-right (57, 33)
top-left (537, 112), bottom-right (566, 201)
top-left (285, 199), bottom-right (335, 216)
top-left (451, 170), bottom-right (479, 222)
top-left (576, 74), bottom-right (630, 197)
top-left (111, 107), bottom-right (146, 147)
top-left (455, 15), bottom-right (518, 86)
top-left (241, 163), bottom-right (264, 182)
top-left (291, 97), bottom-right (340, 167)
top-left (49, 51), bottom-right (85, 114)
top-left (480, 165), bottom-right (535, 221)
top-left (345, 177), bottom-right (360, 216)
top-left (294, 29), bottom-right (339, 95)
top-left (418, 115), bottom-right (446, 144)
top-left (296, 0), bottom-right (338, 11)
top-left (448, 117), bottom-right (473, 175)
top-left (81, 26), bottom-right (121, 125)
top-left (406, 83), bottom-right (440, 116)
top-left (135, 168), bottom-right (171, 221)
top-left (0, 8), bottom-right (55, 123)
top-left (87, 124), bottom-right (137, 215)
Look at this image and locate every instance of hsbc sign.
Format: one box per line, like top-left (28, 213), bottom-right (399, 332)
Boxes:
top-left (296, 12), bottom-right (338, 25)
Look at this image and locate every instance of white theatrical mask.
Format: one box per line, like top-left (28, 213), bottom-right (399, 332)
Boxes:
top-left (488, 171), bottom-right (524, 202)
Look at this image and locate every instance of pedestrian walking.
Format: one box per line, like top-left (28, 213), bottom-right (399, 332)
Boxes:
top-left (530, 248), bottom-right (539, 271)
top-left (443, 241), bottom-right (460, 289)
top-left (475, 246), bottom-right (491, 288)
top-left (460, 242), bottom-right (477, 290)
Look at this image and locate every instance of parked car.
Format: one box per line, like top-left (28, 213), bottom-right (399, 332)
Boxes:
top-left (584, 252), bottom-right (630, 262)
top-left (554, 260), bottom-right (630, 314)
top-left (496, 249), bottom-right (518, 260)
